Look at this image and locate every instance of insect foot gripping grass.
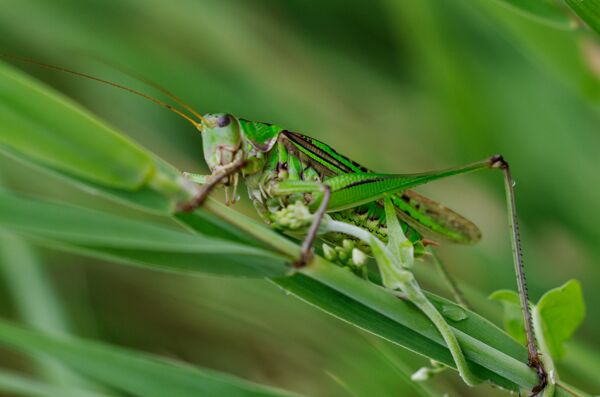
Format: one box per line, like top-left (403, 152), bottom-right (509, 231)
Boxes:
top-left (4, 56), bottom-right (551, 395)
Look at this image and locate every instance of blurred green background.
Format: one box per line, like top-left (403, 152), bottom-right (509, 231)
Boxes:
top-left (0, 0), bottom-right (599, 396)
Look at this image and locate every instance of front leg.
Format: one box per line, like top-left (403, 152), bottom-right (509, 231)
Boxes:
top-left (295, 184), bottom-right (330, 267)
top-left (179, 158), bottom-right (246, 212)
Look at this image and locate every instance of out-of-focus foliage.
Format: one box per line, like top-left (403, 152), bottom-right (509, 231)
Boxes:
top-left (565, 0), bottom-right (600, 35)
top-left (0, 319), bottom-right (298, 397)
top-left (492, 0), bottom-right (574, 28)
top-left (536, 280), bottom-right (586, 360)
top-left (0, 0), bottom-right (599, 396)
top-left (489, 290), bottom-right (529, 346)
top-left (490, 280), bottom-right (586, 361)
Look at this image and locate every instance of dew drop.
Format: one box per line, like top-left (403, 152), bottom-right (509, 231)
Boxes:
top-left (441, 305), bottom-right (468, 322)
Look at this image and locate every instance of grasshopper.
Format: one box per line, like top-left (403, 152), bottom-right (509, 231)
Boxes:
top-left (8, 56), bottom-right (547, 395)
top-left (184, 114), bottom-right (546, 394)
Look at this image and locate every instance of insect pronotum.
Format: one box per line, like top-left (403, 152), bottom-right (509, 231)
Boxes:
top-left (5, 55), bottom-right (547, 395)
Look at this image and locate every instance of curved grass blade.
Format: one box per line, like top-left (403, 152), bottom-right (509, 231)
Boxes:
top-left (0, 61), bottom-right (152, 189)
top-left (564, 0), bottom-right (600, 35)
top-left (277, 263), bottom-right (586, 397)
top-left (0, 146), bottom-right (181, 214)
top-left (489, 0), bottom-right (574, 29)
top-left (178, 207), bottom-right (587, 397)
top-left (365, 338), bottom-right (446, 397)
top-left (0, 370), bottom-right (114, 397)
top-left (0, 190), bottom-right (289, 278)
top-left (0, 187), bottom-right (579, 394)
top-left (0, 231), bottom-right (96, 389)
top-left (0, 319), bottom-right (300, 397)
top-left (276, 269), bottom-right (522, 391)
top-left (0, 61), bottom-right (193, 212)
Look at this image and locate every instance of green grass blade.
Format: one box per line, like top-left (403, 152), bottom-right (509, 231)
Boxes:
top-left (0, 232), bottom-right (70, 335)
top-left (279, 263), bottom-right (585, 396)
top-left (4, 186), bottom-right (580, 394)
top-left (0, 370), bottom-right (114, 397)
top-left (489, 0), bottom-right (574, 29)
top-left (0, 60), bottom-right (152, 190)
top-left (0, 61), bottom-right (193, 212)
top-left (178, 205), bottom-right (587, 396)
top-left (0, 190), bottom-right (289, 278)
top-left (275, 270), bottom-right (522, 390)
top-left (0, 231), bottom-right (93, 388)
top-left (0, 319), bottom-right (300, 397)
top-left (564, 0), bottom-right (600, 35)
top-left (365, 338), bottom-right (446, 397)
top-left (0, 146), bottom-right (182, 213)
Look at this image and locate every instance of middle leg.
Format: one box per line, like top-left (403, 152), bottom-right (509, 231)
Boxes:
top-left (269, 180), bottom-right (331, 268)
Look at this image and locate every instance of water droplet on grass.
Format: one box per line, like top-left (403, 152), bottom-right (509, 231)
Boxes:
top-left (442, 305), bottom-right (468, 322)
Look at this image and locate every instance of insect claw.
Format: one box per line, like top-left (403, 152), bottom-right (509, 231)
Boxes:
top-left (179, 194), bottom-right (207, 212)
top-left (527, 356), bottom-right (547, 397)
top-left (293, 250), bottom-right (314, 268)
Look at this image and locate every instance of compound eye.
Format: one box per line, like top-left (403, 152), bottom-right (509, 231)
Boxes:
top-left (217, 114), bottom-right (231, 127)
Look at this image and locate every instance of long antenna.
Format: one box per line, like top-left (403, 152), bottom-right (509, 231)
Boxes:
top-left (0, 54), bottom-right (206, 130)
top-left (87, 55), bottom-right (206, 124)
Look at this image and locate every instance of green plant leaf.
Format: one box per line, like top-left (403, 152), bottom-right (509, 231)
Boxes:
top-left (165, 199), bottom-right (585, 395)
top-left (488, 290), bottom-right (526, 345)
top-left (0, 319), bottom-right (299, 397)
top-left (0, 370), bottom-right (113, 397)
top-left (279, 266), bottom-right (528, 391)
top-left (0, 61), bottom-right (152, 190)
top-left (491, 281), bottom-right (585, 362)
top-left (178, 208), bottom-right (586, 396)
top-left (536, 279), bottom-right (585, 360)
top-left (490, 0), bottom-right (574, 29)
top-left (0, 146), bottom-right (181, 213)
top-left (0, 230), bottom-right (94, 389)
top-left (0, 61), bottom-right (193, 213)
top-left (0, 190), bottom-right (289, 278)
top-left (564, 0), bottom-right (600, 35)
top-left (0, 187), bottom-right (545, 393)
top-left (365, 339), bottom-right (442, 397)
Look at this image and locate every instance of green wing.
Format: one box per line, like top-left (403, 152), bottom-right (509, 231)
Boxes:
top-left (390, 190), bottom-right (481, 244)
top-left (283, 131), bottom-right (481, 244)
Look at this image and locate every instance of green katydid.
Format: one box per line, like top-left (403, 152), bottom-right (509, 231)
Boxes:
top-left (7, 56), bottom-right (547, 395)
top-left (184, 115), bottom-right (546, 394)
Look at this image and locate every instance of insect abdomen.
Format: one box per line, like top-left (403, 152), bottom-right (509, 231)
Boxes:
top-left (245, 134), bottom-right (424, 254)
